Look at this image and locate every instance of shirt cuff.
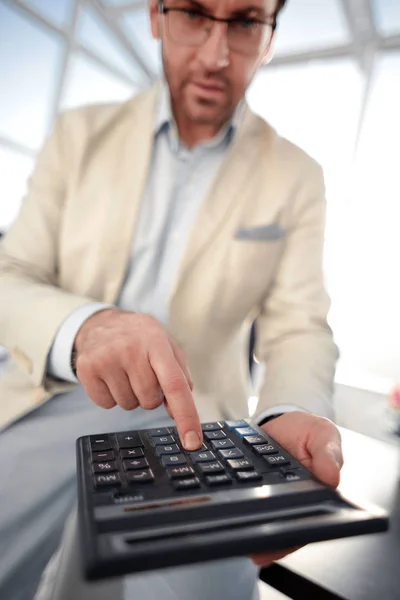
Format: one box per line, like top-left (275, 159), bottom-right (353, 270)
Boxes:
top-left (47, 303), bottom-right (114, 383)
top-left (254, 404), bottom-right (307, 426)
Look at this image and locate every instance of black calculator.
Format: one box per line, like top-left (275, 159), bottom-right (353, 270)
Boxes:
top-left (77, 419), bottom-right (388, 580)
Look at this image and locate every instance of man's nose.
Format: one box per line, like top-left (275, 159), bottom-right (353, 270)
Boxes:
top-left (197, 23), bottom-right (230, 71)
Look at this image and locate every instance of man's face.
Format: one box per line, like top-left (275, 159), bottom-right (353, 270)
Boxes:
top-left (149, 0), bottom-right (278, 127)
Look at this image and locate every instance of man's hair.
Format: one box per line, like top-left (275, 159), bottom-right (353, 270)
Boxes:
top-left (276, 0), bottom-right (288, 15)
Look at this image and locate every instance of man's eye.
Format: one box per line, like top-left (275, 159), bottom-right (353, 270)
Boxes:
top-left (235, 19), bottom-right (261, 30)
top-left (182, 9), bottom-right (203, 21)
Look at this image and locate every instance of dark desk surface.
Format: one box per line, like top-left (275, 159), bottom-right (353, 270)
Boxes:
top-left (262, 429), bottom-right (400, 600)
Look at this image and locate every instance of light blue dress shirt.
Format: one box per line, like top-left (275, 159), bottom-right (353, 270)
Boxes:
top-left (48, 86), bottom-right (238, 383)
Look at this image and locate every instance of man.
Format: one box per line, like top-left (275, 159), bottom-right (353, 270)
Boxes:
top-left (0, 0), bottom-right (342, 598)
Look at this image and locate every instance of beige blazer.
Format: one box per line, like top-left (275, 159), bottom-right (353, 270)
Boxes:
top-left (0, 85), bottom-right (338, 430)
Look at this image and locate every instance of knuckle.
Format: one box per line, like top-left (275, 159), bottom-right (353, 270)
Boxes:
top-left (139, 386), bottom-right (164, 410)
top-left (76, 357), bottom-right (96, 382)
top-left (164, 375), bottom-right (187, 395)
top-left (141, 394), bottom-right (163, 411)
top-left (92, 394), bottom-right (115, 410)
top-left (119, 399), bottom-right (139, 411)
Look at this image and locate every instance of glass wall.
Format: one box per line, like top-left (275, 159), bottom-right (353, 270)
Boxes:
top-left (1, 0), bottom-right (399, 397)
top-left (0, 0), bottom-right (151, 230)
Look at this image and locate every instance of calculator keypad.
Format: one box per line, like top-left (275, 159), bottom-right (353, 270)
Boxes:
top-left (87, 420), bottom-right (304, 500)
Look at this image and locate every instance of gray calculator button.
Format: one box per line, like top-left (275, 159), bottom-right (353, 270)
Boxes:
top-left (205, 473), bottom-right (232, 486)
top-left (236, 471), bottom-right (262, 482)
top-left (243, 435), bottom-right (266, 445)
top-left (253, 444), bottom-right (278, 456)
top-left (266, 455), bottom-right (290, 466)
top-left (174, 477), bottom-right (200, 491)
top-left (201, 422), bottom-right (224, 431)
top-left (218, 448), bottom-right (243, 460)
top-left (227, 458), bottom-right (254, 471)
top-left (94, 473), bottom-right (121, 488)
top-left (156, 444), bottom-right (180, 455)
top-left (162, 454), bottom-right (187, 467)
top-left (190, 451), bottom-right (216, 463)
top-left (167, 466), bottom-right (195, 479)
top-left (93, 461), bottom-right (118, 473)
top-left (198, 461), bottom-right (225, 474)
top-left (211, 439), bottom-right (235, 450)
top-left (123, 458), bottom-right (149, 470)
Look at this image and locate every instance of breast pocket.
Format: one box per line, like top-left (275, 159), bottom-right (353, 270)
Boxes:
top-left (218, 232), bottom-right (285, 322)
top-left (234, 223), bottom-right (285, 242)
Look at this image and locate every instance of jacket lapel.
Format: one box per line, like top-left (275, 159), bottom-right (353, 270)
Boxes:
top-left (170, 107), bottom-right (279, 295)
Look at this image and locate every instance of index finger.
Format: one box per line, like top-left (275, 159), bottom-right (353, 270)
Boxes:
top-left (149, 341), bottom-right (202, 451)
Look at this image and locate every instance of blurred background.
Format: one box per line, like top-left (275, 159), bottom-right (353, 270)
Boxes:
top-left (0, 0), bottom-right (399, 441)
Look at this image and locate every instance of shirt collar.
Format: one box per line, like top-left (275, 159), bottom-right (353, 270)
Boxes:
top-left (154, 80), bottom-right (244, 149)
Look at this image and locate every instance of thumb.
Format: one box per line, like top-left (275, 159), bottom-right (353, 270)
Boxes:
top-left (311, 440), bottom-right (343, 489)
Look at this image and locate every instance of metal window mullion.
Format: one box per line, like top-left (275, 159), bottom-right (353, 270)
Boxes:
top-left (49, 0), bottom-right (81, 122)
top-left (2, 0), bottom-right (142, 87)
top-left (0, 135), bottom-right (37, 158)
top-left (92, 0), bottom-right (156, 83)
top-left (265, 44), bottom-right (357, 69)
top-left (2, 0), bottom-right (66, 36)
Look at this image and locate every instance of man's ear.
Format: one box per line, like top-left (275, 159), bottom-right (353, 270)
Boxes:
top-left (148, 0), bottom-right (161, 40)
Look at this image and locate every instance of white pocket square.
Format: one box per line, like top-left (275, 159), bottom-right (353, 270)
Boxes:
top-left (235, 223), bottom-right (285, 241)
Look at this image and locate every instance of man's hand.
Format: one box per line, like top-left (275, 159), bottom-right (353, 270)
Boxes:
top-left (249, 411), bottom-right (343, 568)
top-left (74, 308), bottom-right (202, 450)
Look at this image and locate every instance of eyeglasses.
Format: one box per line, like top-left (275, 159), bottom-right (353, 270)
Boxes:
top-left (158, 1), bottom-right (276, 57)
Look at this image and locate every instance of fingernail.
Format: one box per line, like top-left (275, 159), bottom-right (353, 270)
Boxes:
top-left (184, 430), bottom-right (201, 451)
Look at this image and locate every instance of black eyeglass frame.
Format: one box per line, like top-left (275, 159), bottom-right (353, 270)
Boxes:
top-left (157, 0), bottom-right (277, 54)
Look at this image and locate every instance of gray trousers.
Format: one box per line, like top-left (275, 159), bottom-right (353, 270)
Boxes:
top-left (0, 386), bottom-right (259, 600)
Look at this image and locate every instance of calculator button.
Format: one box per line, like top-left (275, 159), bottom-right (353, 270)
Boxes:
top-left (156, 444), bottom-right (180, 455)
top-left (235, 427), bottom-right (258, 437)
top-left (204, 430), bottom-right (227, 441)
top-left (167, 465), bottom-right (195, 479)
top-left (190, 451), bottom-right (216, 463)
top-left (265, 455), bottom-right (290, 466)
top-left (227, 458), bottom-right (254, 471)
top-left (205, 474), bottom-right (232, 486)
top-left (210, 439), bottom-right (235, 450)
top-left (123, 458), bottom-right (149, 470)
top-left (218, 448), bottom-right (243, 460)
top-left (253, 444), bottom-right (278, 456)
top-left (201, 422), bottom-right (224, 431)
top-left (243, 435), bottom-right (266, 445)
top-left (198, 461), bottom-right (225, 475)
top-left (117, 433), bottom-right (143, 449)
top-left (148, 428), bottom-right (170, 437)
top-left (236, 471), bottom-right (262, 482)
top-left (92, 450), bottom-right (115, 462)
top-left (95, 473), bottom-right (121, 488)
top-left (173, 477), bottom-right (200, 491)
top-left (225, 420), bottom-right (248, 429)
top-left (120, 448), bottom-right (144, 459)
top-left (90, 436), bottom-right (112, 452)
top-left (282, 471), bottom-right (301, 481)
top-left (93, 461), bottom-right (118, 473)
top-left (152, 435), bottom-right (175, 445)
top-left (161, 454), bottom-right (187, 467)
top-left (126, 469), bottom-right (154, 483)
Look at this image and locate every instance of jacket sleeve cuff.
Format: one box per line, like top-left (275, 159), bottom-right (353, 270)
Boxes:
top-left (254, 404), bottom-right (307, 426)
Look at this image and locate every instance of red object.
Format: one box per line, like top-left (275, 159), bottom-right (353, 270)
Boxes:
top-left (390, 387), bottom-right (400, 409)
